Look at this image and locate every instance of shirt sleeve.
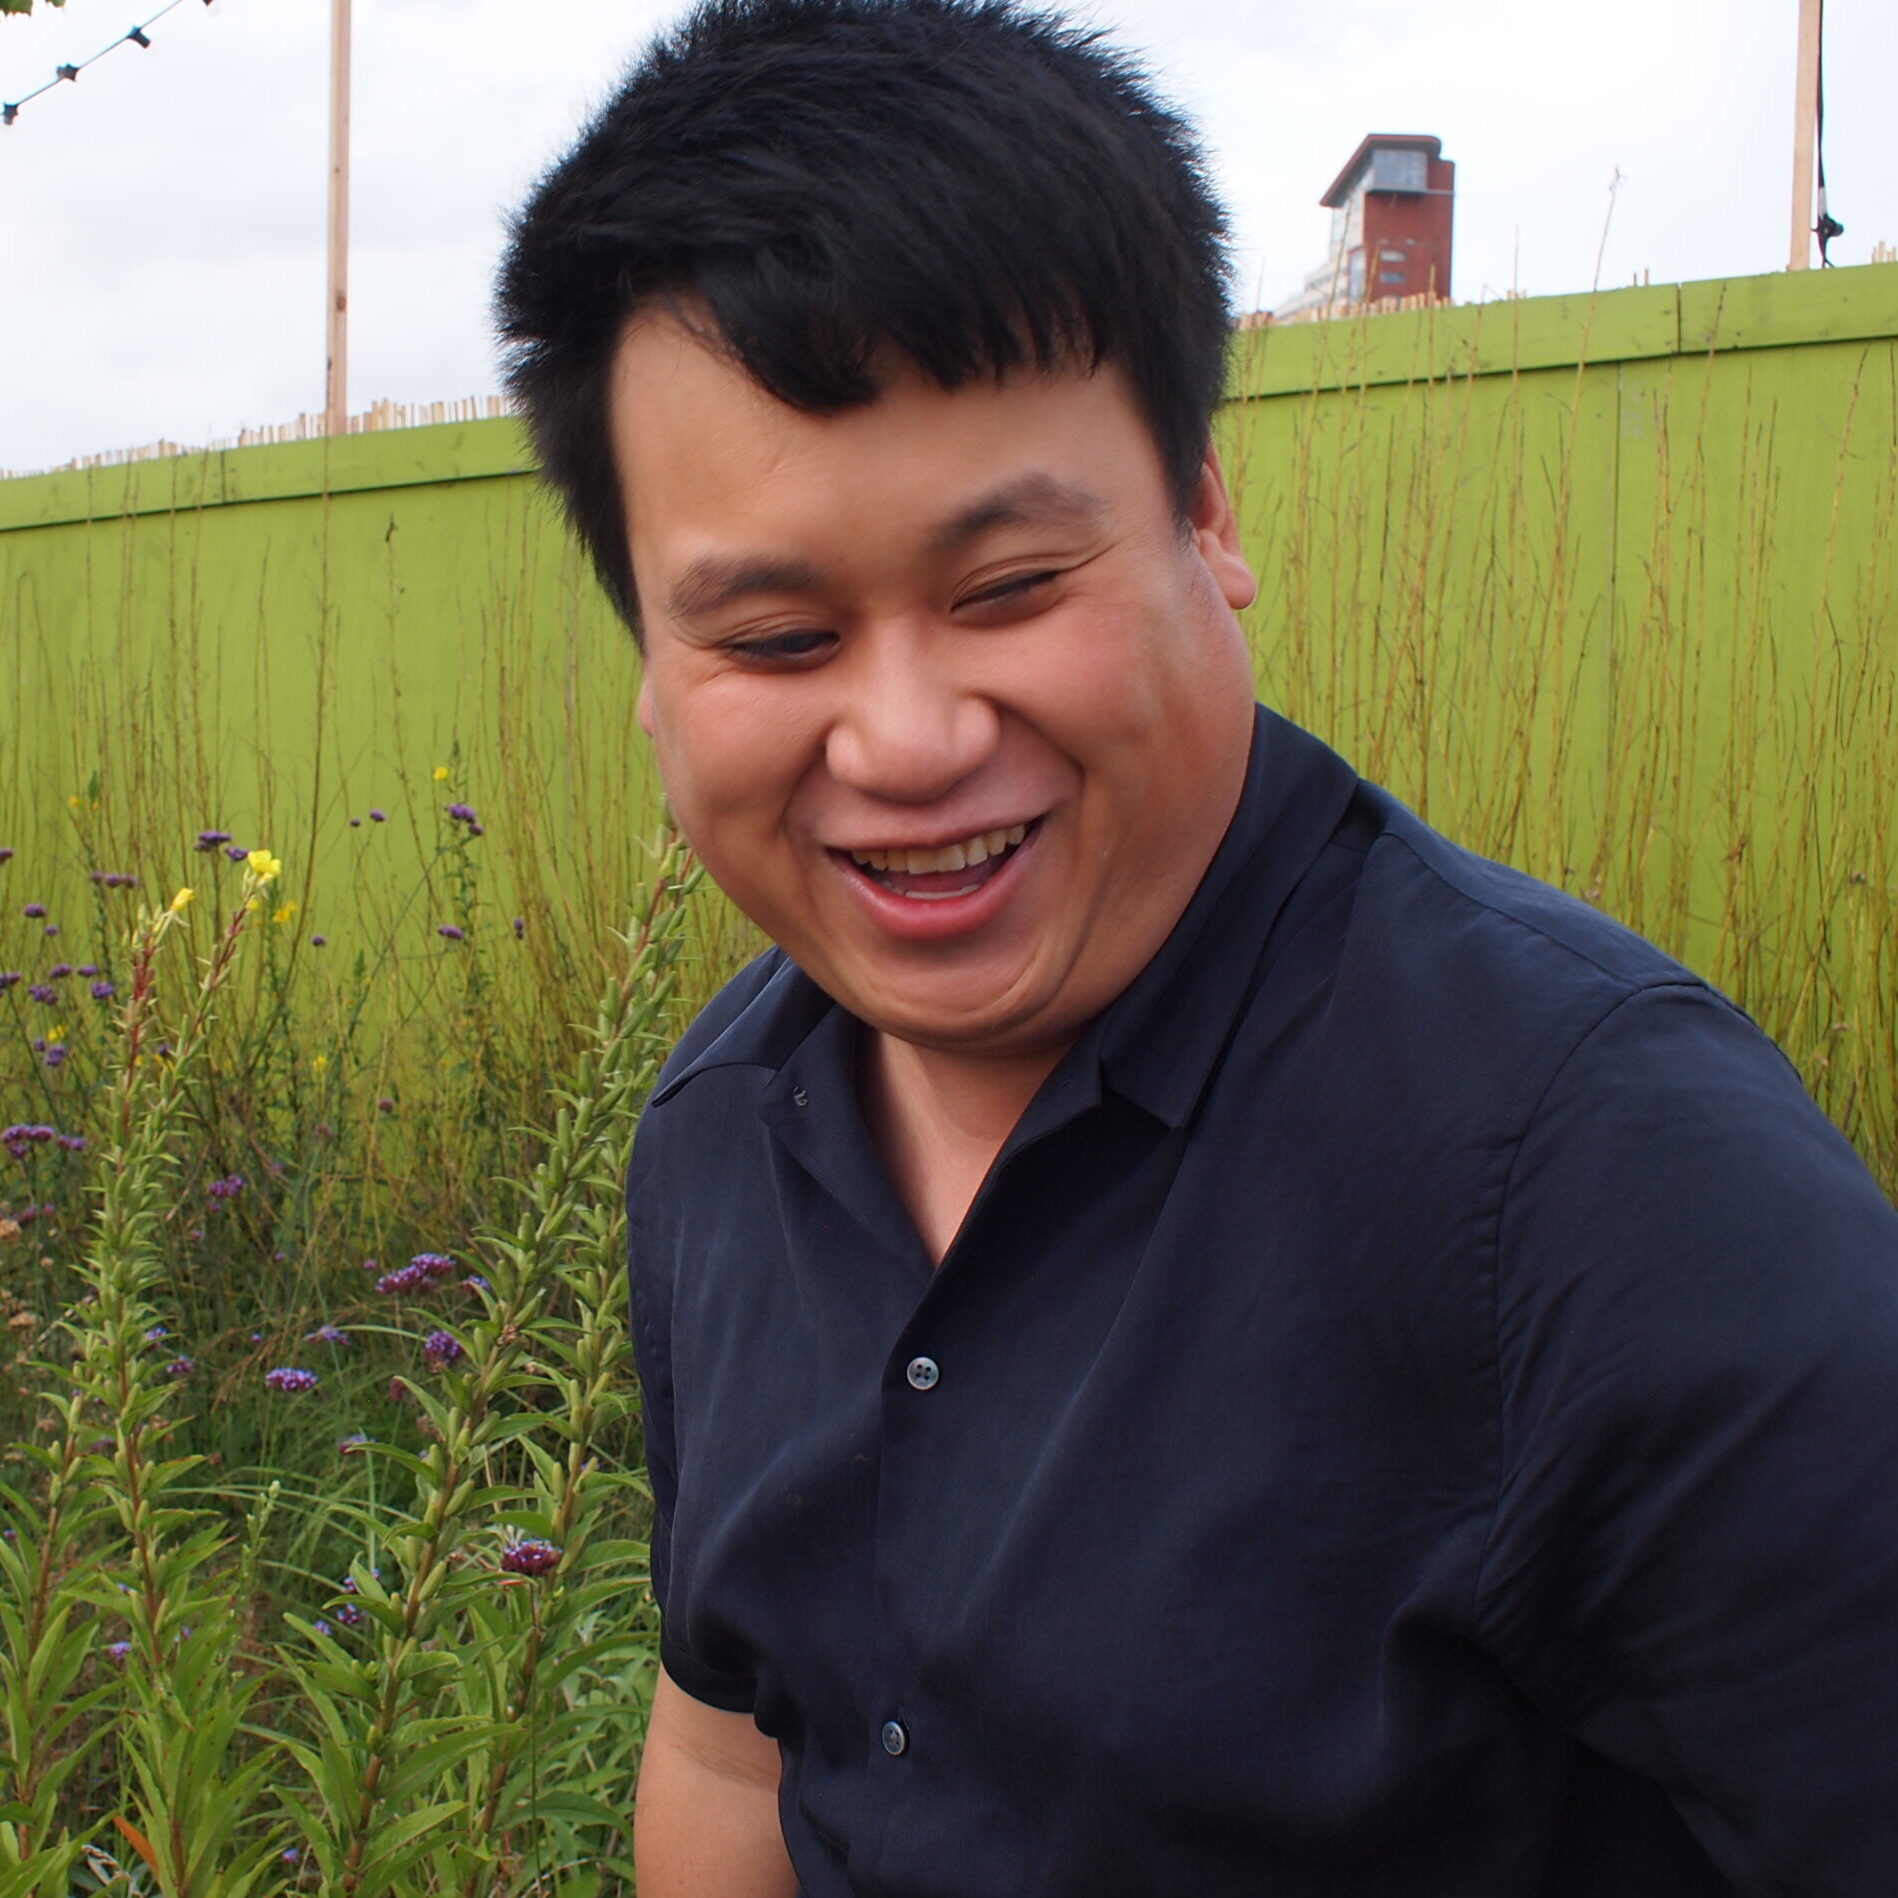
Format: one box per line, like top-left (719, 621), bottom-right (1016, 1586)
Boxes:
top-left (1476, 981), bottom-right (1898, 1892)
top-left (626, 1121), bottom-right (763, 1715)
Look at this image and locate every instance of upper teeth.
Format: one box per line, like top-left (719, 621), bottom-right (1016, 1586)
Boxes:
top-left (851, 823), bottom-right (1027, 875)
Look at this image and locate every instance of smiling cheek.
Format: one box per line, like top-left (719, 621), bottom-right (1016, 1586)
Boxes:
top-left (642, 672), bottom-right (829, 926)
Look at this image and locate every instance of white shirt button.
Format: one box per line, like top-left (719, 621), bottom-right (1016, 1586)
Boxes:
top-left (905, 1356), bottom-right (940, 1391)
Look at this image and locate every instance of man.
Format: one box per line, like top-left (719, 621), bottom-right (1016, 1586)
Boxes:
top-left (496, 3), bottom-right (1898, 1892)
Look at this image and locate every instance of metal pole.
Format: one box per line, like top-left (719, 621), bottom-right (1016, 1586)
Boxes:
top-left (1789, 0), bottom-right (1821, 270)
top-left (325, 0), bottom-right (352, 432)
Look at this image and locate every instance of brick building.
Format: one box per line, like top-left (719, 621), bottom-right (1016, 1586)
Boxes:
top-left (1271, 134), bottom-right (1456, 322)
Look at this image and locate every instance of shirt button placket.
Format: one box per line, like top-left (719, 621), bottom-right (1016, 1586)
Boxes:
top-left (879, 1355), bottom-right (934, 1789)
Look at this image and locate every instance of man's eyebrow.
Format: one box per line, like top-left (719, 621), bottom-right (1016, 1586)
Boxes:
top-left (929, 473), bottom-right (1107, 553)
top-left (661, 476), bottom-right (1105, 621)
top-left (665, 555), bottom-right (824, 623)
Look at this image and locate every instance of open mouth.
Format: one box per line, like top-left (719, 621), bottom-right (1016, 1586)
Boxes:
top-left (840, 820), bottom-right (1036, 901)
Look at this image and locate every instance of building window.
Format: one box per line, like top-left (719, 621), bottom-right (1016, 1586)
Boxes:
top-left (1368, 148), bottom-right (1427, 193)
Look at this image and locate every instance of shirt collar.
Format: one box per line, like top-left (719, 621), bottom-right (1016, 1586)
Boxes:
top-left (653, 704), bottom-right (1359, 1132)
top-left (1049, 704), bottom-right (1358, 1132)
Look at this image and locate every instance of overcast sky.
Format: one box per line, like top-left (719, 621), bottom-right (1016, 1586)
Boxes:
top-left (3, 0), bottom-right (1893, 474)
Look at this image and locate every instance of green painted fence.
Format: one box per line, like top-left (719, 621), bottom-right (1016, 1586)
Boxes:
top-left (3, 264), bottom-right (1895, 1187)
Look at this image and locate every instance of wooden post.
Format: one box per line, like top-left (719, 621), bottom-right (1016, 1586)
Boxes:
top-left (324, 0), bottom-right (353, 433)
top-left (1789, 0), bottom-right (1821, 271)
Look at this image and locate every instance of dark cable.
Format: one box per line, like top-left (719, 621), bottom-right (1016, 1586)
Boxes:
top-left (1814, 0), bottom-right (1844, 265)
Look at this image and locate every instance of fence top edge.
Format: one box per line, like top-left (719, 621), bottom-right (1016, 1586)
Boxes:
top-left (0, 416), bottom-right (538, 535)
top-left (1232, 263), bottom-right (1898, 399)
top-left (4, 267), bottom-right (1896, 530)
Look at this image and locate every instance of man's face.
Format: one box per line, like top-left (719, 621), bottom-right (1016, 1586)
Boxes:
top-left (612, 311), bottom-right (1258, 1062)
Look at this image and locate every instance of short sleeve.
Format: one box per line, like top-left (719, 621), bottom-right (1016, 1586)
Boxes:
top-left (1476, 982), bottom-right (1898, 1891)
top-left (626, 1117), bottom-right (762, 1714)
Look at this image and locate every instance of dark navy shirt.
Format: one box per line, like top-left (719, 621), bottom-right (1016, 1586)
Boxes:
top-left (627, 707), bottom-right (1898, 1897)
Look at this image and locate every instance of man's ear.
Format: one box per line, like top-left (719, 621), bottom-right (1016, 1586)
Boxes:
top-left (1189, 448), bottom-right (1258, 612)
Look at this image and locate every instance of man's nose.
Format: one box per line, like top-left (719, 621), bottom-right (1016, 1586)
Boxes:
top-left (823, 627), bottom-right (1000, 804)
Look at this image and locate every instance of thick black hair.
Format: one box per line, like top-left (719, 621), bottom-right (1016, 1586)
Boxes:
top-left (495, 0), bottom-right (1233, 631)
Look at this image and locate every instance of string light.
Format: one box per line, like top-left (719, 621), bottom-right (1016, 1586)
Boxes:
top-left (3, 0), bottom-right (213, 130)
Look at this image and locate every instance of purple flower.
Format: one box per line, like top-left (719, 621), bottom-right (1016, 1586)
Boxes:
top-left (77, 964), bottom-right (98, 977)
top-left (349, 816), bottom-right (362, 828)
top-left (0, 972), bottom-right (20, 990)
top-left (304, 1324), bottom-right (350, 1347)
top-left (106, 1640), bottom-right (131, 1663)
top-left (0, 847), bottom-right (11, 863)
top-left (512, 916), bottom-right (525, 939)
top-left (333, 1601), bottom-right (364, 1628)
top-left (311, 1619), bottom-right (332, 1637)
top-left (462, 1274), bottom-right (490, 1295)
top-left (264, 1367), bottom-right (319, 1394)
top-left (41, 1045), bottom-right (65, 1070)
top-left (162, 1357), bottom-right (194, 1379)
top-left (412, 1253), bottom-right (456, 1280)
top-left (48, 963), bottom-right (71, 979)
top-left (337, 1431), bottom-right (370, 1456)
top-left (499, 1537), bottom-right (561, 1577)
top-left (207, 1174), bottom-right (245, 1200)
top-left (224, 845), bottom-right (248, 863)
top-left (57, 1133), bottom-right (85, 1152)
top-left (369, 808), bottom-right (386, 823)
top-left (422, 1329), bottom-right (463, 1372)
top-left (42, 924), bottom-right (57, 938)
top-left (88, 872), bottom-right (135, 890)
top-left (375, 1263), bottom-right (426, 1295)
top-left (91, 980), bottom-right (116, 1001)
top-left (376, 1096), bottom-right (395, 1114)
top-left (445, 802), bottom-right (477, 825)
top-left (21, 904), bottom-right (45, 919)
top-left (436, 924), bottom-right (465, 942)
top-left (194, 831), bottom-right (232, 852)
top-left (250, 1331), bottom-right (265, 1343)
top-left (143, 1324), bottom-right (168, 1344)
top-left (310, 934), bottom-right (326, 948)
top-left (26, 986), bottom-right (55, 1005)
top-left (279, 1848), bottom-right (300, 1866)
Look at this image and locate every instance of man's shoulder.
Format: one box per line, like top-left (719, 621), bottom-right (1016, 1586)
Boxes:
top-left (1281, 785), bottom-right (1789, 1160)
top-left (1343, 788), bottom-right (1716, 1029)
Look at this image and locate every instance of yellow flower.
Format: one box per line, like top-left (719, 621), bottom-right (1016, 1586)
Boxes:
top-left (432, 766), bottom-right (450, 782)
top-left (67, 795), bottom-right (81, 809)
top-left (45, 1026), bottom-right (64, 1044)
top-left (244, 896), bottom-right (261, 913)
top-left (246, 849), bottom-right (283, 882)
top-left (312, 1054), bottom-right (329, 1074)
top-left (272, 901), bottom-right (298, 925)
top-left (168, 887), bottom-right (195, 913)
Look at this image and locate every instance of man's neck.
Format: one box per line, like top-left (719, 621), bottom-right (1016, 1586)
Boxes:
top-left (859, 1029), bottom-right (1070, 1267)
